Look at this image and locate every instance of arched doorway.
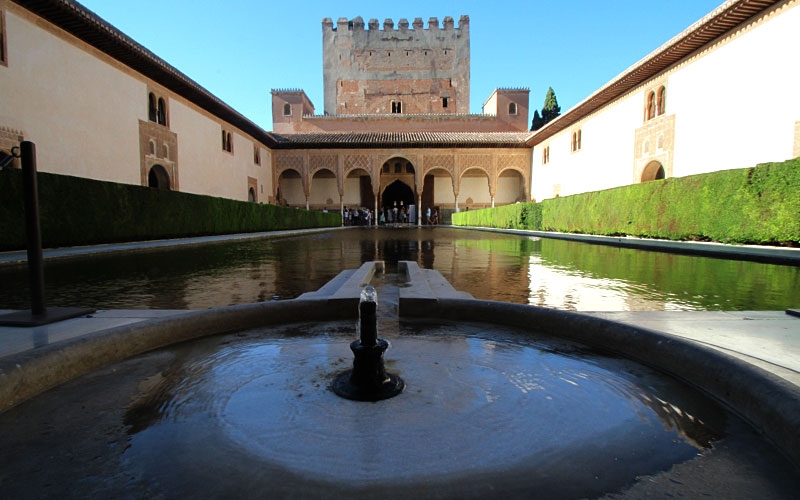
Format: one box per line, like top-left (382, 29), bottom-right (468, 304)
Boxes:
top-left (148, 164), bottom-right (171, 190)
top-left (379, 157), bottom-right (417, 222)
top-left (381, 180), bottom-right (415, 223)
top-left (382, 179), bottom-right (415, 208)
top-left (641, 161), bottom-right (666, 182)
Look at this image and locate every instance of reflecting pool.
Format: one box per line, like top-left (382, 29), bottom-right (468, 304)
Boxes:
top-left (0, 227), bottom-right (797, 311)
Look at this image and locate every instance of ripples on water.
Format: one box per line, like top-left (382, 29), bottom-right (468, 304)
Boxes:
top-left (120, 320), bottom-right (727, 497)
top-left (0, 227), bottom-right (797, 310)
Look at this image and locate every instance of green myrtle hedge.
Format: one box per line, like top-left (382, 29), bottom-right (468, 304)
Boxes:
top-left (453, 158), bottom-right (800, 245)
top-left (0, 170), bottom-right (340, 251)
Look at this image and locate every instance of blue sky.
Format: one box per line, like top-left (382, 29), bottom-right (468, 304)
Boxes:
top-left (79, 0), bottom-right (724, 130)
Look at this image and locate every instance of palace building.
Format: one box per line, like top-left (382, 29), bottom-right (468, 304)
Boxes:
top-left (1, 0), bottom-right (798, 224)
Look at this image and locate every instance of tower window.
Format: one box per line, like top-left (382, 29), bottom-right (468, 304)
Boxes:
top-left (391, 101), bottom-right (402, 114)
top-left (283, 103), bottom-right (291, 116)
top-left (509, 102), bottom-right (517, 115)
top-left (442, 97), bottom-right (448, 108)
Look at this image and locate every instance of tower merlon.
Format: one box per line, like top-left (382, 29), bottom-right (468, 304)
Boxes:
top-left (323, 16), bottom-right (469, 32)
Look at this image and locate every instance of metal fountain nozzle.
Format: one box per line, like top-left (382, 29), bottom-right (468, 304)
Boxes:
top-left (332, 285), bottom-right (405, 401)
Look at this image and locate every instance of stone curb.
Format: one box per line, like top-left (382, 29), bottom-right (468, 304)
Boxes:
top-left (457, 226), bottom-right (800, 265)
top-left (0, 299), bottom-right (357, 414)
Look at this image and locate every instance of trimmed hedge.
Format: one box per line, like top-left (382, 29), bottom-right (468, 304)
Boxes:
top-left (0, 170), bottom-right (340, 251)
top-left (453, 158), bottom-right (800, 245)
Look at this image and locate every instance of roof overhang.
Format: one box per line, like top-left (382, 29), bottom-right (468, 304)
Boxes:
top-left (269, 132), bottom-right (531, 150)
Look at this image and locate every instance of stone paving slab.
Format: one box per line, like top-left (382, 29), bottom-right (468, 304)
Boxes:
top-left (584, 310), bottom-right (800, 385)
top-left (0, 309), bottom-right (188, 358)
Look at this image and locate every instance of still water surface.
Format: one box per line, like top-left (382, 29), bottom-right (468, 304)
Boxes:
top-left (0, 227), bottom-right (797, 311)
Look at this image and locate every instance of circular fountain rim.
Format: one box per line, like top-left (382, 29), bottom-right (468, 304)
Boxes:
top-left (0, 265), bottom-right (798, 468)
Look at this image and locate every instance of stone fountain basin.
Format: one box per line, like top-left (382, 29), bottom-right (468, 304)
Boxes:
top-left (0, 261), bottom-right (798, 498)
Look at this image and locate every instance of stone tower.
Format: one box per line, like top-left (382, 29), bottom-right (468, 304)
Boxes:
top-left (322, 15), bottom-right (470, 116)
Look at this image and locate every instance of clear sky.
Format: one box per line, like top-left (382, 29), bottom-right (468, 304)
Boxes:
top-left (78, 0), bottom-right (724, 130)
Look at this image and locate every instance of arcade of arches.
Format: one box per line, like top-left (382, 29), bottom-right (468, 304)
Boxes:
top-left (273, 148), bottom-right (530, 223)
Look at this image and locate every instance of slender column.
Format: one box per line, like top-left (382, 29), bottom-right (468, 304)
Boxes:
top-left (417, 193), bottom-right (422, 226)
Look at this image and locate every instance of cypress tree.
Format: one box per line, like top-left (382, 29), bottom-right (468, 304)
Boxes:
top-left (541, 87), bottom-right (561, 124)
top-left (530, 110), bottom-right (544, 131)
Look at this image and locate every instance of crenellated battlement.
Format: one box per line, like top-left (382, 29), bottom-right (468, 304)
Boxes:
top-left (322, 15), bottom-right (468, 32)
top-left (322, 14), bottom-right (471, 116)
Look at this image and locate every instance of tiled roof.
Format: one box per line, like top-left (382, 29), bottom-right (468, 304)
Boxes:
top-left (527, 0), bottom-right (781, 146)
top-left (270, 132), bottom-right (532, 149)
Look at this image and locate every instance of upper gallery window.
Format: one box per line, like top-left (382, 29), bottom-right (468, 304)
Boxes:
top-left (571, 129), bottom-right (582, 152)
top-left (148, 92), bottom-right (168, 126)
top-left (222, 130), bottom-right (233, 153)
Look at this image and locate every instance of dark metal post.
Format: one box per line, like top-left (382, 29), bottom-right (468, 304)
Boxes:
top-left (0, 141), bottom-right (95, 327)
top-left (21, 141), bottom-right (46, 316)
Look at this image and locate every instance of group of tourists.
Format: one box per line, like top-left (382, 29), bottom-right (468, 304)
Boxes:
top-left (381, 205), bottom-right (410, 224)
top-left (424, 207), bottom-right (439, 225)
top-left (340, 205), bottom-right (439, 226)
top-left (342, 207), bottom-right (374, 226)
